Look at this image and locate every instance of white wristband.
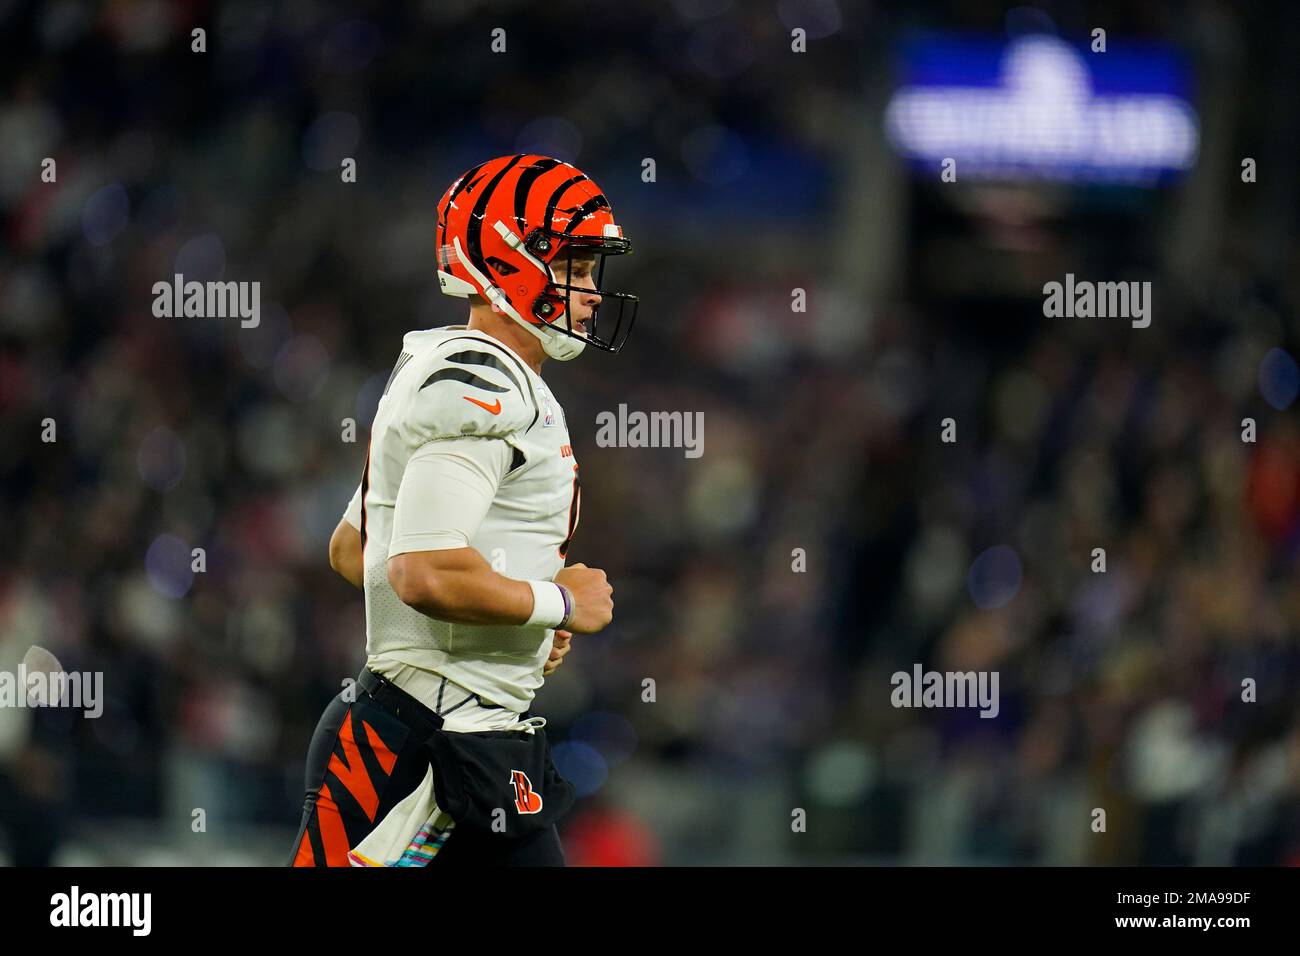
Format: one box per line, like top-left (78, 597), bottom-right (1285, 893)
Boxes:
top-left (525, 580), bottom-right (568, 629)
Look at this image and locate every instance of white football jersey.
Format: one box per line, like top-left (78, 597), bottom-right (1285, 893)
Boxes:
top-left (351, 325), bottom-right (580, 713)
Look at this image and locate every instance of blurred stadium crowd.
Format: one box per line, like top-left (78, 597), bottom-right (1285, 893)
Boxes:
top-left (2, 0), bottom-right (1300, 865)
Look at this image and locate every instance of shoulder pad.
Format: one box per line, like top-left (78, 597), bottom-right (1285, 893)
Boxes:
top-left (406, 336), bottom-right (539, 442)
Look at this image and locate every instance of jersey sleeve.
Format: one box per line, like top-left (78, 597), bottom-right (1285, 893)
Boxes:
top-left (389, 436), bottom-right (512, 555)
top-left (342, 481), bottom-right (362, 530)
top-left (404, 340), bottom-right (538, 446)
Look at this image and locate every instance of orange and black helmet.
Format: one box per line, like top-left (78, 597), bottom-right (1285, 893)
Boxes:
top-left (435, 154), bottom-right (638, 360)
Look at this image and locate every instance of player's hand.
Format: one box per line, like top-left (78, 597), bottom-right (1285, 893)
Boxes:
top-left (543, 630), bottom-right (572, 677)
top-left (554, 563), bottom-right (613, 634)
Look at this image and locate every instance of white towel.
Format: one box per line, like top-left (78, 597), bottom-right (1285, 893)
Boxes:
top-left (347, 766), bottom-right (456, 867)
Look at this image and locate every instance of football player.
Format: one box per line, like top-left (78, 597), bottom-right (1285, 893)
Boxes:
top-left (289, 155), bottom-right (637, 867)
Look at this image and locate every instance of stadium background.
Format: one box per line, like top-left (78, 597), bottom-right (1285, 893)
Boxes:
top-left (3, 0), bottom-right (1300, 865)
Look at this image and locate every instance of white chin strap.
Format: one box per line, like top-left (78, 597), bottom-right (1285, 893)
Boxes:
top-left (537, 326), bottom-right (587, 361)
top-left (454, 232), bottom-right (587, 361)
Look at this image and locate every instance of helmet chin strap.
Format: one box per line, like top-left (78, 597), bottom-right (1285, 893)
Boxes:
top-left (455, 233), bottom-right (587, 362)
top-left (537, 326), bottom-right (587, 361)
top-left (510, 301), bottom-right (586, 360)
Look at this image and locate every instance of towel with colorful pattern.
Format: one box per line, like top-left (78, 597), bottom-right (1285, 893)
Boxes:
top-left (348, 765), bottom-right (456, 867)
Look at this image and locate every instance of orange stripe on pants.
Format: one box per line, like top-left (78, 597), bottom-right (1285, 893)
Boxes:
top-left (291, 829), bottom-right (316, 867)
top-left (362, 719), bottom-right (398, 776)
top-left (315, 783), bottom-right (352, 866)
top-left (327, 710), bottom-right (381, 822)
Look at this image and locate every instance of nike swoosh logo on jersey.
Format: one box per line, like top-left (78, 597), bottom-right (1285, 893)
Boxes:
top-left (463, 395), bottom-right (502, 415)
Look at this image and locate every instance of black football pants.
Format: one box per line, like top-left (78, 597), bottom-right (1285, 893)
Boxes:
top-left (289, 673), bottom-right (564, 867)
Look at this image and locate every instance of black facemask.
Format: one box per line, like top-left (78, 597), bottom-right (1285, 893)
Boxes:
top-left (525, 229), bottom-right (638, 354)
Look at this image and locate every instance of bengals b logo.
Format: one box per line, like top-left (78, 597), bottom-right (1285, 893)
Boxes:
top-left (510, 769), bottom-right (543, 814)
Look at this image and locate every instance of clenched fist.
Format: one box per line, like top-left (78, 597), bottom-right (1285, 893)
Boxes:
top-left (544, 630), bottom-right (572, 677)
top-left (553, 563), bottom-right (613, 634)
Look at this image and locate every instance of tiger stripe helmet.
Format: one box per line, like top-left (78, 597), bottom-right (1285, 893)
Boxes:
top-left (436, 154), bottom-right (638, 360)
